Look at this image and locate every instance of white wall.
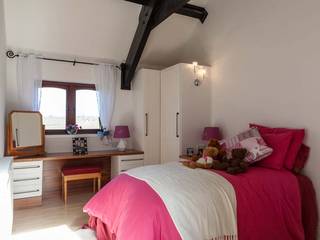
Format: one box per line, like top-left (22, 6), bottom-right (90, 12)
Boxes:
top-left (6, 60), bottom-right (134, 153)
top-left (0, 0), bottom-right (6, 157)
top-left (4, 0), bottom-right (205, 68)
top-left (183, 0), bottom-right (320, 231)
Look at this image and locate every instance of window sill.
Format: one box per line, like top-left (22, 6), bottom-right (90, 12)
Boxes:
top-left (45, 134), bottom-right (99, 139)
top-left (45, 129), bottom-right (99, 135)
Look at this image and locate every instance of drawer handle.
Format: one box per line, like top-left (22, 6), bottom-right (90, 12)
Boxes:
top-left (14, 189), bottom-right (40, 195)
top-left (121, 159), bottom-right (143, 162)
top-left (13, 166), bottom-right (41, 170)
top-left (14, 177), bottom-right (40, 182)
top-left (120, 170), bottom-right (127, 172)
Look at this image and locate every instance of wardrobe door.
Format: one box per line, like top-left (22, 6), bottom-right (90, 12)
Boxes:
top-left (144, 70), bottom-right (161, 165)
top-left (161, 66), bottom-right (181, 164)
top-left (132, 70), bottom-right (146, 153)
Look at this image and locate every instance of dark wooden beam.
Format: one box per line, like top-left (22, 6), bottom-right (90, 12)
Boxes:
top-left (125, 0), bottom-right (208, 23)
top-left (176, 3), bottom-right (208, 23)
top-left (121, 0), bottom-right (159, 90)
top-left (151, 0), bottom-right (190, 29)
top-left (121, 0), bottom-right (208, 90)
top-left (124, 0), bottom-right (149, 5)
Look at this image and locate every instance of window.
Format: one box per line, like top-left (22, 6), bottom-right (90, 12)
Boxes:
top-left (40, 81), bottom-right (100, 134)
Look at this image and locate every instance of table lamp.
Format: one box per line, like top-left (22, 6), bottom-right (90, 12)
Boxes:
top-left (114, 126), bottom-right (130, 151)
top-left (202, 127), bottom-right (222, 141)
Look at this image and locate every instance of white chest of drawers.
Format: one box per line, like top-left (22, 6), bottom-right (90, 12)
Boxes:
top-left (111, 154), bottom-right (144, 179)
top-left (12, 161), bottom-right (43, 199)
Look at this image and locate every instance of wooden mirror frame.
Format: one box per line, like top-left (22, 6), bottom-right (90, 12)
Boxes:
top-left (7, 111), bottom-right (45, 157)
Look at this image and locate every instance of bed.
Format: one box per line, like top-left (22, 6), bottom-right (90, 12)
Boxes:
top-left (83, 162), bottom-right (317, 240)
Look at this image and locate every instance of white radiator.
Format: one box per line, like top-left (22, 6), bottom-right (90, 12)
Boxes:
top-left (0, 157), bottom-right (13, 239)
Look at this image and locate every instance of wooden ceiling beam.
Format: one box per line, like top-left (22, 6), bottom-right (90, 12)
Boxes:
top-left (124, 0), bottom-right (149, 5)
top-left (121, 0), bottom-right (208, 90)
top-left (176, 3), bottom-right (208, 23)
top-left (121, 0), bottom-right (159, 90)
top-left (125, 0), bottom-right (208, 23)
top-left (151, 0), bottom-right (190, 29)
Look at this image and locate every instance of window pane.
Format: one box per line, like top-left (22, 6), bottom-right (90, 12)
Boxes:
top-left (76, 90), bottom-right (99, 129)
top-left (40, 87), bottom-right (67, 130)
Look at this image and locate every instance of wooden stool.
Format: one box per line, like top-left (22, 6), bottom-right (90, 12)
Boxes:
top-left (61, 166), bottom-right (102, 204)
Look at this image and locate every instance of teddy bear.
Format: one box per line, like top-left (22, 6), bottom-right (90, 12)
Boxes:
top-left (203, 139), bottom-right (250, 174)
top-left (226, 148), bottom-right (249, 174)
top-left (182, 145), bottom-right (220, 169)
top-left (183, 139), bottom-right (250, 174)
top-left (195, 146), bottom-right (219, 168)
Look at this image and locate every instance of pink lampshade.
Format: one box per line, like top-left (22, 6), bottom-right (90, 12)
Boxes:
top-left (114, 126), bottom-right (130, 139)
top-left (202, 127), bottom-right (222, 141)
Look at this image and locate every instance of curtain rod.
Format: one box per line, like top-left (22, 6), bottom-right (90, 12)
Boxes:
top-left (6, 50), bottom-right (121, 69)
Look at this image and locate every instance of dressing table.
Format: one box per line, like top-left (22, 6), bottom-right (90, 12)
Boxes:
top-left (13, 150), bottom-right (144, 209)
top-left (7, 111), bottom-right (144, 209)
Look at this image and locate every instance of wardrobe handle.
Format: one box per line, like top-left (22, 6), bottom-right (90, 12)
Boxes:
top-left (176, 112), bottom-right (180, 138)
top-left (145, 113), bottom-right (149, 137)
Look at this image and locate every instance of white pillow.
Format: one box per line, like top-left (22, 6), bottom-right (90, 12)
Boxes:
top-left (220, 128), bottom-right (273, 164)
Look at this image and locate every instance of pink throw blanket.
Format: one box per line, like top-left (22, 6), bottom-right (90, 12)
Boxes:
top-left (84, 167), bottom-right (305, 240)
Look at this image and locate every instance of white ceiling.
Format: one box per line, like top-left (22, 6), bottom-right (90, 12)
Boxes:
top-left (4, 0), bottom-right (209, 68)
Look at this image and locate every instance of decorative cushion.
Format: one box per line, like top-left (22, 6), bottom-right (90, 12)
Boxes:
top-left (249, 123), bottom-right (305, 170)
top-left (62, 166), bottom-right (101, 176)
top-left (257, 132), bottom-right (293, 170)
top-left (220, 128), bottom-right (273, 164)
top-left (293, 144), bottom-right (310, 173)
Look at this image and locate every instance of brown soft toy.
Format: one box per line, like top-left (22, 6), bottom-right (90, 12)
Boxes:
top-left (208, 139), bottom-right (222, 150)
top-left (225, 148), bottom-right (249, 174)
top-left (183, 139), bottom-right (250, 174)
top-left (183, 145), bottom-right (220, 169)
top-left (212, 147), bottom-right (249, 174)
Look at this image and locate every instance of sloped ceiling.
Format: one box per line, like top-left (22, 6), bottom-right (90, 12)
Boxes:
top-left (4, 0), bottom-right (209, 69)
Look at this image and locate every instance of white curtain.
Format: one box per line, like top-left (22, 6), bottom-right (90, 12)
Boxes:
top-left (16, 54), bottom-right (42, 111)
top-left (94, 64), bottom-right (117, 130)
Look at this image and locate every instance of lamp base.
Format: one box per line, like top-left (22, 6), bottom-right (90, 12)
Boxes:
top-left (117, 139), bottom-right (127, 151)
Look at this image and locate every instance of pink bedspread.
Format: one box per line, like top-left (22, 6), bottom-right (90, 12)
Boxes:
top-left (84, 174), bottom-right (181, 240)
top-left (216, 167), bottom-right (304, 240)
top-left (84, 167), bottom-right (307, 240)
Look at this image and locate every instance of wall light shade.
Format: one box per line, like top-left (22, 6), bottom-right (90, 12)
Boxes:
top-left (202, 127), bottom-right (222, 141)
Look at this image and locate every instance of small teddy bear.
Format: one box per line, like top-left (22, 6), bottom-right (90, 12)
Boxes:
top-left (183, 139), bottom-right (250, 174)
top-left (225, 148), bottom-right (249, 174)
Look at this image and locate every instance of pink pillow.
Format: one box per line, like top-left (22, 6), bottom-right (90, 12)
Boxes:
top-left (249, 123), bottom-right (305, 170)
top-left (257, 132), bottom-right (293, 170)
top-left (293, 144), bottom-right (310, 173)
top-left (220, 128), bottom-right (273, 164)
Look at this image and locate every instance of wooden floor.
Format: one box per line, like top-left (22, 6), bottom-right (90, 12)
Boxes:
top-left (13, 191), bottom-right (94, 235)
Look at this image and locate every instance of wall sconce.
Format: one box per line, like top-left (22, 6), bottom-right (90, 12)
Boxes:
top-left (192, 62), bottom-right (206, 87)
top-left (193, 62), bottom-right (200, 86)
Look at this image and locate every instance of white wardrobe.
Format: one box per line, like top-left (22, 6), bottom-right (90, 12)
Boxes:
top-left (132, 69), bottom-right (161, 165)
top-left (132, 63), bottom-right (211, 165)
top-left (161, 63), bottom-right (212, 164)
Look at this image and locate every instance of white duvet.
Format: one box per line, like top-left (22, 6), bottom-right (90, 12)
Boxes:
top-left (126, 162), bottom-right (237, 240)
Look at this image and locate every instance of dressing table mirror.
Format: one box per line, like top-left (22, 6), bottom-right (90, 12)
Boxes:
top-left (7, 111), bottom-right (45, 157)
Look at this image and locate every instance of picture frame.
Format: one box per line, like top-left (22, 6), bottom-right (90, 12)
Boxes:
top-left (72, 137), bottom-right (88, 155)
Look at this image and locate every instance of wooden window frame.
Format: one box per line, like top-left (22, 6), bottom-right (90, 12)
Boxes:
top-left (42, 80), bottom-right (99, 135)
